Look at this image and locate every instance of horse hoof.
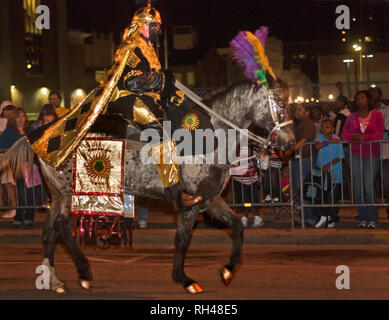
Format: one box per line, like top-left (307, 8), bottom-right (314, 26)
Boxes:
top-left (221, 266), bottom-right (234, 286)
top-left (185, 283), bottom-right (203, 294)
top-left (52, 284), bottom-right (66, 294)
top-left (79, 280), bottom-right (92, 291)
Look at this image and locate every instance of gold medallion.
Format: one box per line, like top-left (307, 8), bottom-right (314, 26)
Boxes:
top-left (181, 113), bottom-right (200, 131)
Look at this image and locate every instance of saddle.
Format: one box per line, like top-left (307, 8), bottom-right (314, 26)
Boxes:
top-left (88, 114), bottom-right (152, 150)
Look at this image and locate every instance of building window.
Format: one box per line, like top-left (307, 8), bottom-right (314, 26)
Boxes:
top-left (24, 0), bottom-right (42, 35)
top-left (187, 72), bottom-right (195, 86)
top-left (24, 0), bottom-right (43, 74)
top-left (175, 73), bottom-right (183, 82)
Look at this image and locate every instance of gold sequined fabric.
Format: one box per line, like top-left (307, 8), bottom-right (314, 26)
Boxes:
top-left (29, 48), bottom-right (131, 169)
top-left (71, 138), bottom-right (125, 215)
top-left (149, 140), bottom-right (180, 188)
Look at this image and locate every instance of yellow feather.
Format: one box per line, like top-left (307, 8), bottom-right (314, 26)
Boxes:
top-left (245, 31), bottom-right (276, 80)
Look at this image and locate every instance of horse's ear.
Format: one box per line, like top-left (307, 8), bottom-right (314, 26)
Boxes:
top-left (266, 73), bottom-right (278, 90)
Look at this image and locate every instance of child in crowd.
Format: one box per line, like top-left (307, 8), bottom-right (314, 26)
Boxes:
top-left (280, 166), bottom-right (290, 200)
top-left (310, 105), bottom-right (325, 135)
top-left (314, 119), bottom-right (344, 228)
top-left (29, 104), bottom-right (58, 131)
top-left (230, 144), bottom-right (264, 228)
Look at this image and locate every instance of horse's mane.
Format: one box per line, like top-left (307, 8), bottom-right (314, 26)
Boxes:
top-left (208, 81), bottom-right (252, 104)
top-left (207, 81), bottom-right (267, 110)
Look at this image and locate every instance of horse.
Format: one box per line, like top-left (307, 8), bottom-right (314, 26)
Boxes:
top-left (1, 80), bottom-right (295, 294)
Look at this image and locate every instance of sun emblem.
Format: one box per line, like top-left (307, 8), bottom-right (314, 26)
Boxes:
top-left (181, 113), bottom-right (200, 131)
top-left (85, 153), bottom-right (112, 180)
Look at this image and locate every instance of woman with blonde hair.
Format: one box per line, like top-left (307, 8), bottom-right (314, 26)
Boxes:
top-left (0, 108), bottom-right (42, 225)
top-left (0, 107), bottom-right (28, 218)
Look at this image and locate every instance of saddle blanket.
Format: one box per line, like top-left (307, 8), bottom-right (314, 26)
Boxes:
top-left (71, 136), bottom-right (128, 216)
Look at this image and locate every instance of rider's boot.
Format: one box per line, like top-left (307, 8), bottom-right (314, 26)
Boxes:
top-left (165, 184), bottom-right (202, 209)
top-left (154, 140), bottom-right (202, 208)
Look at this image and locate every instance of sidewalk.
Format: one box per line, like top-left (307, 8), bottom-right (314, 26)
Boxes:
top-left (1, 200), bottom-right (389, 245)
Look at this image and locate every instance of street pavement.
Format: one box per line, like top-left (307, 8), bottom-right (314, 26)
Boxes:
top-left (1, 202), bottom-right (389, 246)
top-left (1, 203), bottom-right (389, 300)
top-left (1, 244), bottom-right (389, 300)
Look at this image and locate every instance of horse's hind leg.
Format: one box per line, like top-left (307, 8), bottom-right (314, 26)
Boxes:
top-left (205, 195), bottom-right (243, 286)
top-left (38, 176), bottom-right (69, 294)
top-left (42, 213), bottom-right (65, 293)
top-left (54, 212), bottom-right (93, 290)
top-left (41, 163), bottom-right (92, 292)
top-left (172, 207), bottom-right (203, 294)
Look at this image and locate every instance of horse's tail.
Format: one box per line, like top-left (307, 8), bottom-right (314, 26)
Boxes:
top-left (0, 137), bottom-right (35, 178)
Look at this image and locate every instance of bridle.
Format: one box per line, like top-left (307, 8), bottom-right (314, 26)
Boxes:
top-left (265, 93), bottom-right (294, 147)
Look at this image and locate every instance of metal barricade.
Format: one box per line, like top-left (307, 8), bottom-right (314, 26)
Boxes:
top-left (297, 140), bottom-right (389, 228)
top-left (0, 151), bottom-right (47, 211)
top-left (228, 159), bottom-right (296, 228)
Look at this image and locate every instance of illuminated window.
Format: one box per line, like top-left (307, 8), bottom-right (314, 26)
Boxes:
top-left (24, 0), bottom-right (42, 35)
top-left (175, 73), bottom-right (183, 82)
top-left (187, 72), bottom-right (195, 86)
top-left (24, 0), bottom-right (43, 74)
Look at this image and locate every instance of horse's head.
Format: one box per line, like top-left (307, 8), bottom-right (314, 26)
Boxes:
top-left (250, 82), bottom-right (295, 151)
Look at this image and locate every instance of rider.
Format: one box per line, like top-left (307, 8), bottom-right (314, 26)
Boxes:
top-left (105, 1), bottom-right (202, 207)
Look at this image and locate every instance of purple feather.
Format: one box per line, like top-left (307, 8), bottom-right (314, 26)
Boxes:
top-left (254, 26), bottom-right (269, 47)
top-left (230, 31), bottom-right (259, 83)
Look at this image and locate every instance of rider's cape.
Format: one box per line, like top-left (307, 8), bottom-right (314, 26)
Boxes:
top-left (26, 37), bottom-right (135, 170)
top-left (26, 25), bottom-right (214, 168)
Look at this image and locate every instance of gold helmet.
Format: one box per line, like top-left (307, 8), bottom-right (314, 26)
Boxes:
top-left (132, 1), bottom-right (162, 25)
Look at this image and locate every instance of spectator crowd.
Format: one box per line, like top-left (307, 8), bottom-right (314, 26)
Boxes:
top-left (231, 84), bottom-right (389, 230)
top-left (2, 84), bottom-right (389, 231)
top-left (0, 91), bottom-right (69, 228)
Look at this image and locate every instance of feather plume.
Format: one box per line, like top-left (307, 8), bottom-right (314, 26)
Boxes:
top-left (230, 31), bottom-right (259, 84)
top-left (254, 26), bottom-right (268, 47)
top-left (230, 26), bottom-right (276, 87)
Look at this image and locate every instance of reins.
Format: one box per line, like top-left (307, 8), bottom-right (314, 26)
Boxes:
top-left (175, 80), bottom-right (293, 150)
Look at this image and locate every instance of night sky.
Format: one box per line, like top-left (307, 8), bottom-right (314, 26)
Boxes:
top-left (67, 0), bottom-right (389, 80)
top-left (67, 0), bottom-right (348, 46)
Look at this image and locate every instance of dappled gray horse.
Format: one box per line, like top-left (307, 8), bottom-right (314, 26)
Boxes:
top-left (2, 80), bottom-right (294, 294)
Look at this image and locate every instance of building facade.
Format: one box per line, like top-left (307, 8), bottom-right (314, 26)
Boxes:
top-left (0, 0), bottom-right (69, 115)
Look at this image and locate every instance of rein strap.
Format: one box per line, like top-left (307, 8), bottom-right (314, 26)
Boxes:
top-left (175, 80), bottom-right (269, 147)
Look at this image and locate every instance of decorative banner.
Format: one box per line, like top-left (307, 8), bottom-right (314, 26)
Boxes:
top-left (72, 137), bottom-right (125, 215)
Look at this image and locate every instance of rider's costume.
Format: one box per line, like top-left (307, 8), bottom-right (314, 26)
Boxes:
top-left (26, 1), bottom-right (202, 207)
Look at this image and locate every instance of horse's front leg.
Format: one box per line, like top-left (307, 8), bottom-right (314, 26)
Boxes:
top-left (172, 206), bottom-right (203, 294)
top-left (206, 195), bottom-right (243, 286)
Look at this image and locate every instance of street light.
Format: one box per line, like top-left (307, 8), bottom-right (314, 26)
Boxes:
top-left (362, 54), bottom-right (374, 83)
top-left (353, 44), bottom-right (363, 89)
top-left (343, 59), bottom-right (354, 99)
